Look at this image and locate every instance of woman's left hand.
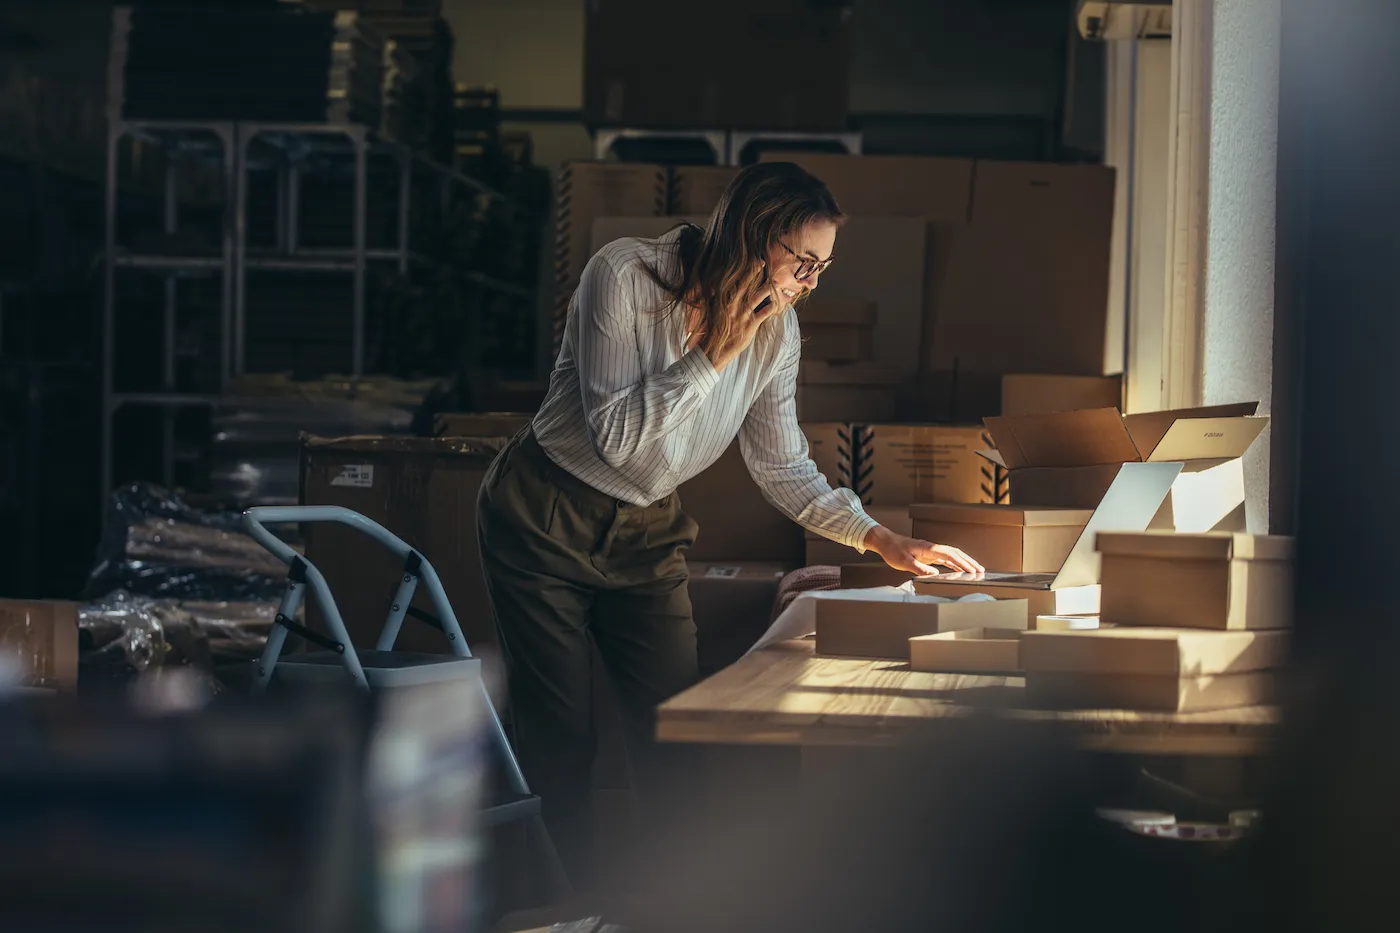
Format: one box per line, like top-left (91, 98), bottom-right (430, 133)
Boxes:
top-left (863, 526), bottom-right (984, 576)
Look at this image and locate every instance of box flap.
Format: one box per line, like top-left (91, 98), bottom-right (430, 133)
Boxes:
top-left (909, 503), bottom-right (1094, 527)
top-left (976, 448), bottom-right (1006, 468)
top-left (799, 297), bottom-right (877, 327)
top-left (983, 408), bottom-right (1142, 469)
top-left (1144, 416), bottom-right (1269, 463)
top-left (1051, 461), bottom-right (1184, 589)
top-left (1121, 402), bottom-right (1260, 455)
top-left (1095, 531), bottom-right (1295, 562)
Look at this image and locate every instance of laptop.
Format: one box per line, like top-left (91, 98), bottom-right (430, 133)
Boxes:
top-left (917, 461), bottom-right (1184, 590)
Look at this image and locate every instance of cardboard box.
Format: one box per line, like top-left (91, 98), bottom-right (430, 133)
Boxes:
top-left (1096, 532), bottom-right (1295, 631)
top-left (803, 421), bottom-right (854, 491)
top-left (1000, 374), bottom-right (1123, 418)
top-left (680, 442), bottom-right (803, 564)
top-left (553, 162), bottom-right (668, 351)
top-left (758, 154), bottom-right (1117, 378)
top-left (912, 461), bottom-right (1185, 625)
top-left (983, 403), bottom-right (1269, 532)
top-left (669, 166), bottom-right (740, 215)
top-left (916, 369), bottom-right (1003, 424)
top-left (805, 505), bottom-right (909, 566)
top-left (805, 217), bottom-right (928, 378)
top-left (0, 599), bottom-right (78, 692)
top-left (909, 504), bottom-right (1095, 574)
top-left (908, 628), bottom-right (1023, 674)
top-left (1033, 614), bottom-right (1103, 632)
top-left (1025, 670), bottom-right (1275, 713)
top-left (585, 0), bottom-right (852, 130)
top-left (590, 214), bottom-right (706, 256)
top-left (433, 412), bottom-right (532, 438)
top-left (798, 297), bottom-right (876, 363)
top-left (300, 436), bottom-right (504, 656)
top-left (839, 563), bottom-right (915, 589)
top-left (689, 562), bottom-right (793, 675)
top-left (814, 594), bottom-right (1029, 659)
top-left (797, 362), bottom-right (904, 422)
top-left (1019, 627), bottom-right (1289, 676)
top-left (929, 162), bottom-right (1118, 376)
top-left (855, 424), bottom-right (999, 507)
top-left (1020, 626), bottom-right (1287, 712)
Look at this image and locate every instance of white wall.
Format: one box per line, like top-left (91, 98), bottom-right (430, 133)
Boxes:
top-left (1200, 0), bottom-right (1281, 532)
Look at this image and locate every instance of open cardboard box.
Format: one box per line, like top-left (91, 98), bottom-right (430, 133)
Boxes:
top-left (912, 461), bottom-right (1184, 623)
top-left (979, 403), bottom-right (1268, 533)
top-left (814, 592), bottom-right (1028, 660)
top-left (908, 627), bottom-right (1023, 674)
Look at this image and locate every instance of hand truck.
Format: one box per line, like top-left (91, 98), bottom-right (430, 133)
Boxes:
top-left (243, 505), bottom-right (569, 902)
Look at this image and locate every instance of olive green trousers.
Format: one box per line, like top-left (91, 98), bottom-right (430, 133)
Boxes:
top-left (476, 427), bottom-right (700, 881)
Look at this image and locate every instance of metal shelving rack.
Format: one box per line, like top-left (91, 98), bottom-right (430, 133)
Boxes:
top-left (102, 118), bottom-right (238, 509)
top-left (101, 117), bottom-right (539, 508)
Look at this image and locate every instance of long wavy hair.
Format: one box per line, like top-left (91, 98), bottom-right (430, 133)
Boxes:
top-left (644, 161), bottom-right (845, 349)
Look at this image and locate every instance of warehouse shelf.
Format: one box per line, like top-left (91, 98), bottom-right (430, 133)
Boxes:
top-left (116, 249), bottom-right (536, 297)
top-left (102, 117), bottom-right (541, 513)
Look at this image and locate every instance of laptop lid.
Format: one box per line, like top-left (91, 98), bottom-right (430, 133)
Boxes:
top-left (1051, 460), bottom-right (1183, 588)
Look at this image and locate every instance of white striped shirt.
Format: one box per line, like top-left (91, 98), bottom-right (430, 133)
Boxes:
top-left (533, 226), bottom-right (877, 551)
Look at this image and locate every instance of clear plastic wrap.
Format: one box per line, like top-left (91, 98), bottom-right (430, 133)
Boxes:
top-left (84, 482), bottom-right (289, 602)
top-left (79, 591), bottom-right (277, 678)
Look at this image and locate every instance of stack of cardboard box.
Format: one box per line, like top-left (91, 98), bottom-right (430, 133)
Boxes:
top-left (1019, 531), bottom-right (1293, 711)
top-left (814, 403), bottom-right (1279, 679)
top-left (909, 403), bottom-right (1271, 616)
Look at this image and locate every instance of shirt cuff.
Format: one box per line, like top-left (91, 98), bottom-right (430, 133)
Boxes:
top-left (677, 347), bottom-right (722, 397)
top-left (845, 509), bottom-right (882, 554)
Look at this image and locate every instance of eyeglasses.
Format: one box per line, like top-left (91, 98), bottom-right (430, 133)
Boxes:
top-left (777, 240), bottom-right (835, 281)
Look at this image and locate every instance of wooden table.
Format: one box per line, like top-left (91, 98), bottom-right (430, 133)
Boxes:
top-left (657, 639), bottom-right (1280, 756)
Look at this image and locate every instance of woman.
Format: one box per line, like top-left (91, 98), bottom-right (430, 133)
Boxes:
top-left (477, 161), bottom-right (983, 875)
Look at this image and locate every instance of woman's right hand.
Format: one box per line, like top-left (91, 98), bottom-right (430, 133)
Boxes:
top-left (698, 275), bottom-right (785, 371)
